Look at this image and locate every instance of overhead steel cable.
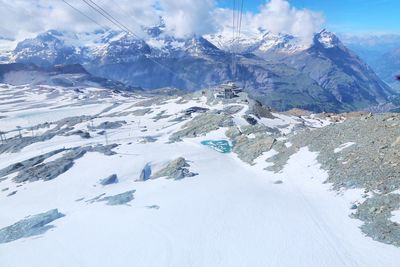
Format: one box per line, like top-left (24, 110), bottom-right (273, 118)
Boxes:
top-left (232, 0), bottom-right (237, 42)
top-left (60, 0), bottom-right (199, 89)
top-left (108, 0), bottom-right (143, 30)
top-left (238, 0), bottom-right (244, 38)
top-left (231, 0), bottom-right (244, 82)
top-left (231, 0), bottom-right (237, 81)
top-left (86, 0), bottom-right (134, 34)
top-left (81, 0), bottom-right (132, 34)
top-left (61, 0), bottom-right (105, 29)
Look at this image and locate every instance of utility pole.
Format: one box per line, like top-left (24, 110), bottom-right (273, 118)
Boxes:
top-left (16, 126), bottom-right (22, 138)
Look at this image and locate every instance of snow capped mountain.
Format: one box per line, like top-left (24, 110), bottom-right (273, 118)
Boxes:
top-left (96, 34), bottom-right (151, 64)
top-left (316, 29), bottom-right (344, 49)
top-left (207, 29), bottom-right (394, 110)
top-left (12, 30), bottom-right (81, 67)
top-left (11, 29), bottom-right (127, 66)
top-left (3, 28), bottom-right (395, 112)
top-left (207, 31), bottom-right (307, 56)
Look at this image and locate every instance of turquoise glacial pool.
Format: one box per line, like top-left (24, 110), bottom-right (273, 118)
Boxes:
top-left (201, 140), bottom-right (232, 153)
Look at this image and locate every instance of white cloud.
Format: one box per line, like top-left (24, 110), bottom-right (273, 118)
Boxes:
top-left (0, 0), bottom-right (160, 40)
top-left (254, 0), bottom-right (325, 44)
top-left (0, 0), bottom-right (324, 44)
top-left (159, 0), bottom-right (218, 37)
top-left (215, 0), bottom-right (324, 45)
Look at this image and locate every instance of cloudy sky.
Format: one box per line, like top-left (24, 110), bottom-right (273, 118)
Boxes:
top-left (0, 0), bottom-right (397, 44)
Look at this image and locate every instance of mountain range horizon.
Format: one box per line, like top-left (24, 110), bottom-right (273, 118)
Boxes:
top-left (1, 25), bottom-right (398, 113)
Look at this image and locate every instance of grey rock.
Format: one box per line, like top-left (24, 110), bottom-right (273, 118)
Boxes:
top-left (0, 209), bottom-right (65, 244)
top-left (243, 115), bottom-right (258, 125)
top-left (99, 174), bottom-right (118, 186)
top-left (1, 144), bottom-right (118, 184)
top-left (183, 106), bottom-right (209, 116)
top-left (223, 105), bottom-right (244, 115)
top-left (267, 113), bottom-right (400, 246)
top-left (248, 99), bottom-right (275, 119)
top-left (138, 163), bottom-right (152, 181)
top-left (0, 148), bottom-right (66, 179)
top-left (92, 121), bottom-right (126, 130)
top-left (152, 157), bottom-right (197, 180)
top-left (7, 191), bottom-right (17, 197)
top-left (0, 115), bottom-right (94, 154)
top-left (142, 136), bottom-right (158, 143)
top-left (98, 190), bottom-right (135, 206)
top-left (128, 108), bottom-right (152, 116)
top-left (170, 111), bottom-right (234, 142)
top-left (12, 148), bottom-right (84, 183)
top-left (147, 205), bottom-right (160, 209)
top-left (226, 126), bottom-right (276, 165)
top-left (152, 110), bottom-right (171, 121)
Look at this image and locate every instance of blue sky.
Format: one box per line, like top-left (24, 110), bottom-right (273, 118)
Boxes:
top-left (217, 0), bottom-right (400, 34)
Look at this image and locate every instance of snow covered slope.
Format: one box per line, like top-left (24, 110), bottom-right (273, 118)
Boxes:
top-left (0, 84), bottom-right (399, 266)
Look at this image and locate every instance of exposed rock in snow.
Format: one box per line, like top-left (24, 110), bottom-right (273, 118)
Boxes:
top-left (99, 174), bottom-right (118, 186)
top-left (0, 209), bottom-right (64, 244)
top-left (67, 130), bottom-right (91, 139)
top-left (0, 145), bottom-right (118, 184)
top-left (97, 190), bottom-right (135, 206)
top-left (0, 149), bottom-right (66, 179)
top-left (352, 194), bottom-right (400, 246)
top-left (222, 105), bottom-right (244, 115)
top-left (138, 163), bottom-right (152, 181)
top-left (12, 148), bottom-right (85, 183)
top-left (183, 106), bottom-right (209, 116)
top-left (6, 191), bottom-right (17, 197)
top-left (152, 157), bottom-right (197, 180)
top-left (92, 121), bottom-right (126, 130)
top-left (243, 115), bottom-right (258, 125)
top-left (227, 125), bottom-right (276, 164)
top-left (170, 111), bottom-right (234, 142)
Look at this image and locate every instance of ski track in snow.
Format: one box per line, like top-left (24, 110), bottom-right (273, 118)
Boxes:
top-left (0, 84), bottom-right (399, 267)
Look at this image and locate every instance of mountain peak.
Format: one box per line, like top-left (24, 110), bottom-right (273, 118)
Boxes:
top-left (315, 30), bottom-right (342, 49)
top-left (258, 32), bottom-right (306, 53)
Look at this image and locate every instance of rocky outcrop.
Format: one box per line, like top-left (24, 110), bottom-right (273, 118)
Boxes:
top-left (99, 174), bottom-right (118, 186)
top-left (267, 113), bottom-right (400, 246)
top-left (226, 125), bottom-right (276, 164)
top-left (152, 158), bottom-right (197, 180)
top-left (0, 144), bottom-right (118, 183)
top-left (0, 209), bottom-right (65, 244)
top-left (138, 163), bottom-right (152, 181)
top-left (92, 121), bottom-right (126, 130)
top-left (98, 190), bottom-right (135, 206)
top-left (170, 111), bottom-right (234, 142)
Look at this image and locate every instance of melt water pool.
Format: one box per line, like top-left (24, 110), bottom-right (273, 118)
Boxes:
top-left (200, 140), bottom-right (232, 153)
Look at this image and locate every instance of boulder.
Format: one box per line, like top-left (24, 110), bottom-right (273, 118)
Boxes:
top-left (99, 174), bottom-right (118, 186)
top-left (0, 209), bottom-right (65, 244)
top-left (152, 157), bottom-right (197, 180)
